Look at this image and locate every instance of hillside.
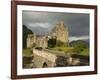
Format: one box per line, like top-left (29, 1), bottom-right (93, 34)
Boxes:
top-left (69, 40), bottom-right (89, 56)
top-left (23, 25), bottom-right (33, 48)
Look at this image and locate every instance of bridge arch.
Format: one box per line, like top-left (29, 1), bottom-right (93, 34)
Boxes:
top-left (42, 62), bottom-right (48, 68)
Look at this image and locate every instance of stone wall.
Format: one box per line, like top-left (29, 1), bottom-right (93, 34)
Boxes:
top-left (36, 36), bottom-right (48, 48)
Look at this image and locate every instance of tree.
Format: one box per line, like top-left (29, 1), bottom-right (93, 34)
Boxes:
top-left (48, 38), bottom-right (56, 48)
top-left (56, 40), bottom-right (67, 47)
top-left (69, 40), bottom-right (89, 54)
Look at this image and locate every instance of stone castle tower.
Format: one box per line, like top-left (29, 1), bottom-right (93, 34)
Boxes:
top-left (52, 21), bottom-right (69, 43)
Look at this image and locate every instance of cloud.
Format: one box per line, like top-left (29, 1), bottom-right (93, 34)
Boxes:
top-left (22, 11), bottom-right (89, 36)
top-left (27, 22), bottom-right (51, 28)
top-left (69, 36), bottom-right (89, 42)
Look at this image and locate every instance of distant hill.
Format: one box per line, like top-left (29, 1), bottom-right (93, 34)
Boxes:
top-left (69, 40), bottom-right (89, 56)
top-left (69, 40), bottom-right (89, 48)
top-left (23, 25), bottom-right (33, 48)
top-left (23, 25), bottom-right (33, 34)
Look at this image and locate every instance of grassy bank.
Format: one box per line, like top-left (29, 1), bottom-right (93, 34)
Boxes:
top-left (23, 48), bottom-right (33, 68)
top-left (48, 46), bottom-right (89, 57)
top-left (23, 48), bottom-right (32, 57)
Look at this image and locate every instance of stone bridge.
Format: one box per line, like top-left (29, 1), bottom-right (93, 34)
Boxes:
top-left (32, 48), bottom-right (87, 68)
top-left (33, 49), bottom-right (68, 68)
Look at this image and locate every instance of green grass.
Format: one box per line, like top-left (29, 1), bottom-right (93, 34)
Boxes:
top-left (48, 46), bottom-right (74, 54)
top-left (80, 48), bottom-right (89, 56)
top-left (48, 46), bottom-right (89, 57)
top-left (23, 48), bottom-right (32, 57)
top-left (53, 46), bottom-right (73, 52)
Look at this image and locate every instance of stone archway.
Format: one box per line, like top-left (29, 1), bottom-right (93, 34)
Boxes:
top-left (42, 62), bottom-right (48, 68)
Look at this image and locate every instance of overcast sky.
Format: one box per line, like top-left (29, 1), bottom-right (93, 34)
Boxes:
top-left (22, 11), bottom-right (90, 42)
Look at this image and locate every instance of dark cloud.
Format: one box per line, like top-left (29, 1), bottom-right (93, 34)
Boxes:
top-left (22, 11), bottom-right (89, 38)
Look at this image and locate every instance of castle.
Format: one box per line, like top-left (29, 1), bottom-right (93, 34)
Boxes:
top-left (27, 21), bottom-right (69, 48)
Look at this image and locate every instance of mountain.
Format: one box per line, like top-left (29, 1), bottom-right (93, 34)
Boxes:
top-left (30, 27), bottom-right (49, 35)
top-left (69, 40), bottom-right (89, 56)
top-left (23, 25), bottom-right (33, 34)
top-left (69, 40), bottom-right (89, 48)
top-left (23, 25), bottom-right (33, 48)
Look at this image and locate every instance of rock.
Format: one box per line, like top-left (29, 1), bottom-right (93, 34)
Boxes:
top-left (72, 58), bottom-right (80, 65)
top-left (67, 57), bottom-right (73, 66)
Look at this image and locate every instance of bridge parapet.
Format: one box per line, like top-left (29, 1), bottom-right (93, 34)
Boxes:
top-left (33, 49), bottom-right (57, 63)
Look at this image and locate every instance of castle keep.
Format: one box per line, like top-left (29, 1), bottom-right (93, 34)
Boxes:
top-left (27, 21), bottom-right (69, 48)
top-left (51, 21), bottom-right (68, 43)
